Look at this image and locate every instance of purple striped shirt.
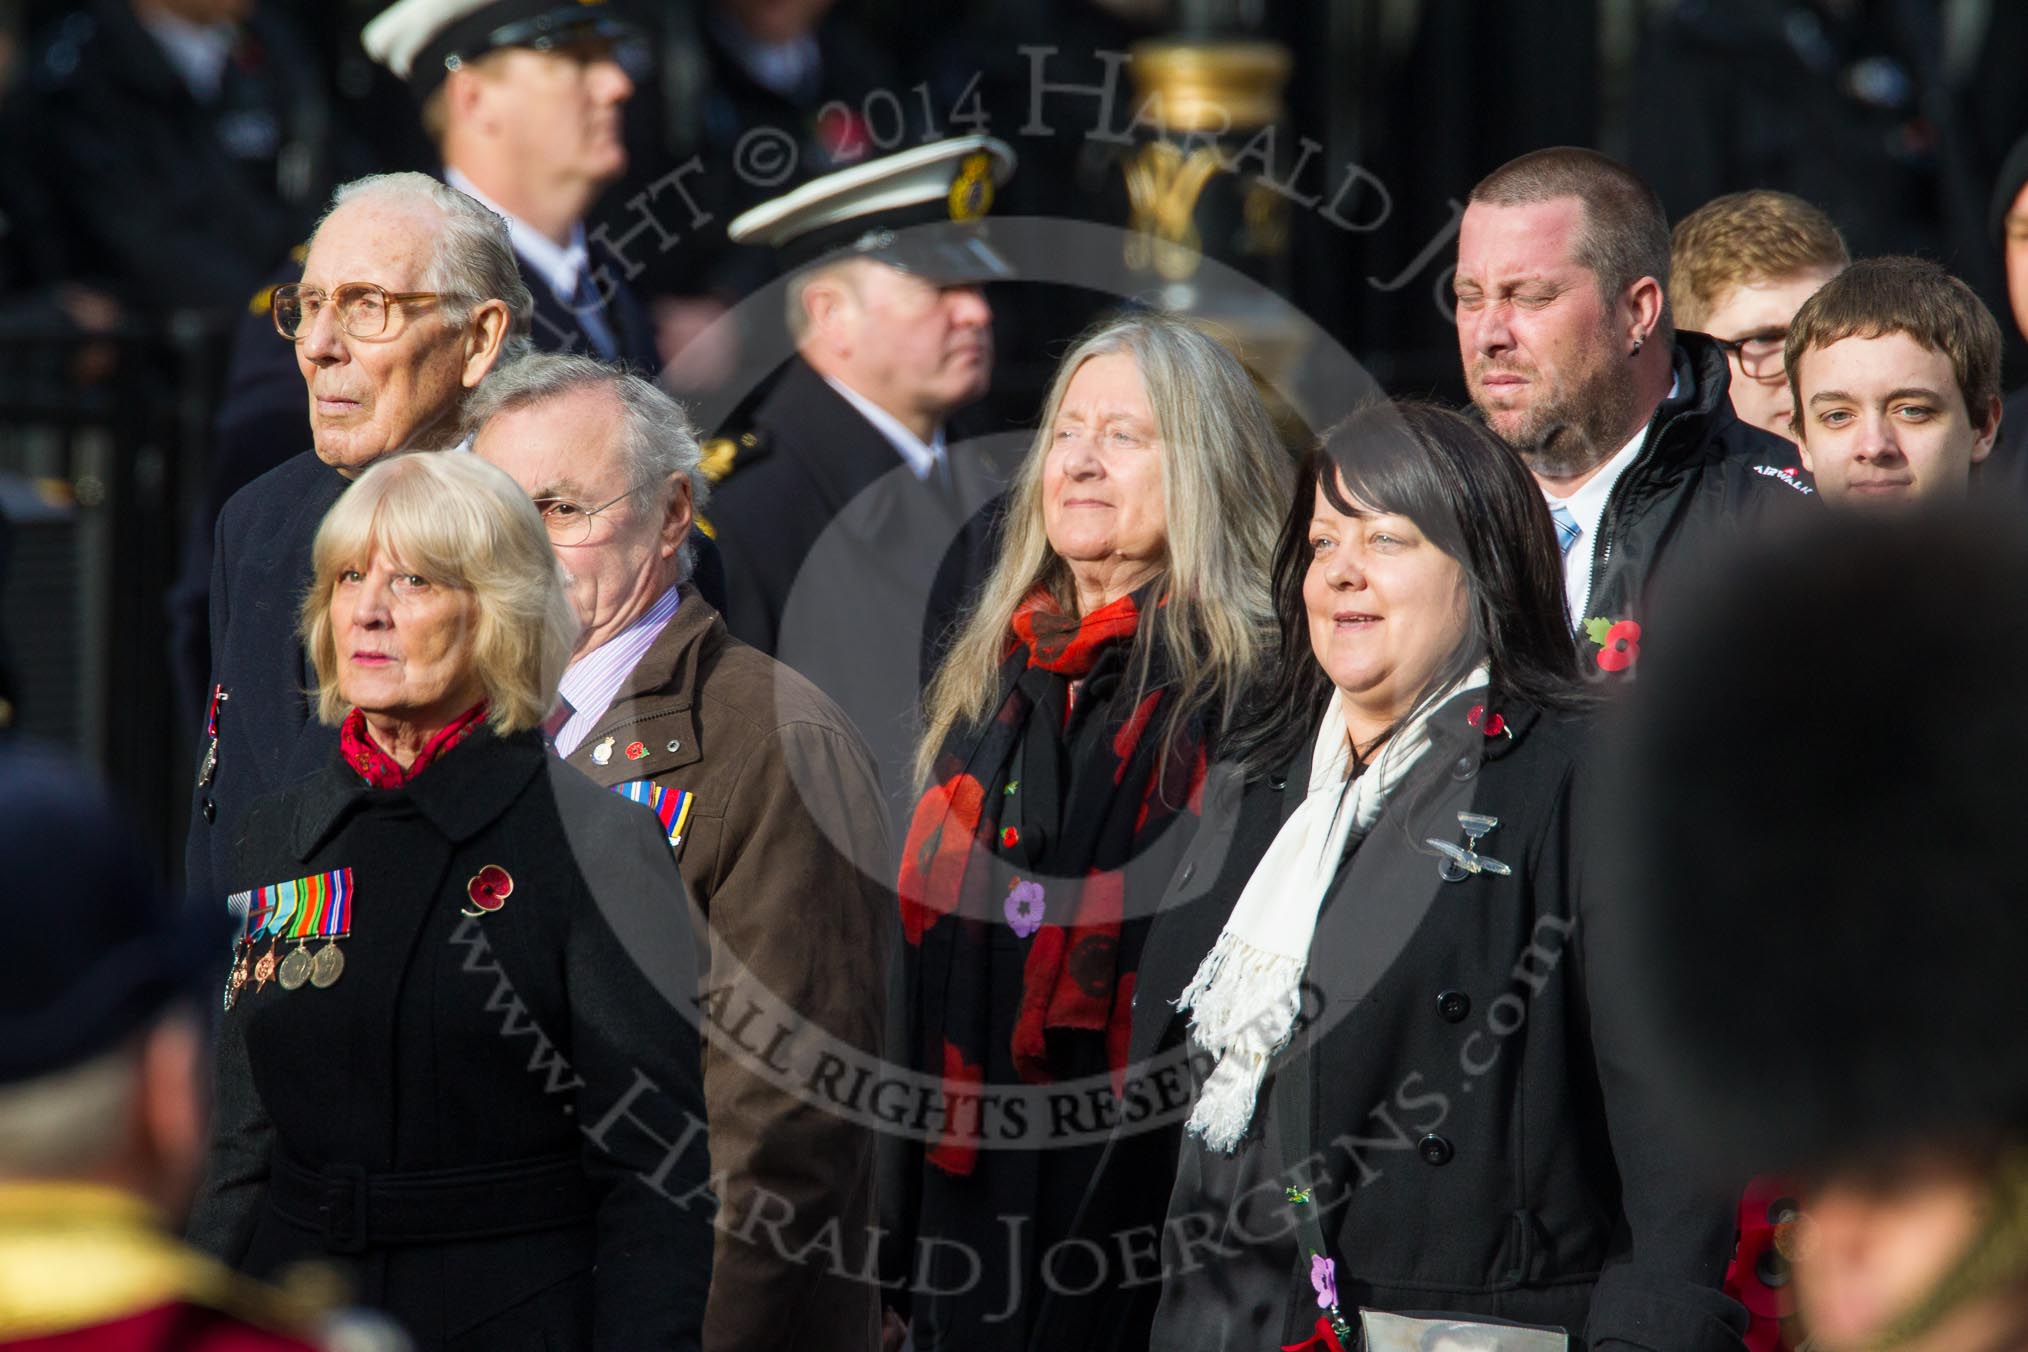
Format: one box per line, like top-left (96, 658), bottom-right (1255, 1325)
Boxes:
top-left (551, 586), bottom-right (681, 757)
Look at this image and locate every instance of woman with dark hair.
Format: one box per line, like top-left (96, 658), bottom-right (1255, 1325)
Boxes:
top-left (1040, 403), bottom-right (1745, 1351)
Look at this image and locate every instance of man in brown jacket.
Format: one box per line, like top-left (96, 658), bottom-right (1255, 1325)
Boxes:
top-left (470, 351), bottom-right (894, 1352)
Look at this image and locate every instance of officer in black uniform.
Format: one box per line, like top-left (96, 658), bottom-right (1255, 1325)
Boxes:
top-left (362, 0), bottom-right (661, 373)
top-left (2, 0), bottom-right (346, 315)
top-left (702, 135), bottom-right (1018, 811)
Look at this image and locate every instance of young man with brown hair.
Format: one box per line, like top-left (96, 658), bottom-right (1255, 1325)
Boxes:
top-left (1670, 190), bottom-right (1849, 440)
top-left (1785, 256), bottom-right (2003, 507)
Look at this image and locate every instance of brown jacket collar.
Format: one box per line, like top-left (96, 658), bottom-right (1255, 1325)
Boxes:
top-left (562, 582), bottom-right (718, 787)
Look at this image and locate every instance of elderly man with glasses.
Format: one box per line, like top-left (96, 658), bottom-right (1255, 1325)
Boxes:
top-left (470, 351), bottom-right (893, 1352)
top-left (185, 170), bottom-right (524, 912)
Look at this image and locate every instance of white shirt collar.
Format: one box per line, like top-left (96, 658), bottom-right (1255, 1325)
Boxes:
top-left (443, 166), bottom-right (588, 303)
top-left (139, 11), bottom-right (234, 103)
top-left (821, 375), bottom-right (946, 480)
top-left (552, 585), bottom-right (683, 757)
top-left (1544, 370), bottom-right (1682, 627)
top-left (706, 10), bottom-right (821, 99)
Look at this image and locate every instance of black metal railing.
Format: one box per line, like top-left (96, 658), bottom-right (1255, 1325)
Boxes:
top-left (0, 313), bottom-right (230, 878)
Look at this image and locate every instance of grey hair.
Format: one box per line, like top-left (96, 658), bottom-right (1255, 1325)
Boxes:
top-left (785, 258), bottom-right (864, 343)
top-left (0, 1037), bottom-right (140, 1174)
top-left (315, 172), bottom-right (533, 348)
top-left (916, 309), bottom-right (1292, 783)
top-left (463, 351), bottom-right (709, 576)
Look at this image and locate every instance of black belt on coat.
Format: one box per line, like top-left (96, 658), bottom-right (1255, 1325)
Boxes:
top-left (267, 1150), bottom-right (597, 1254)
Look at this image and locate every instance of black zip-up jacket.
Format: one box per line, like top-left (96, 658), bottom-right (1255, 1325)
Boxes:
top-left (1571, 332), bottom-right (1814, 678)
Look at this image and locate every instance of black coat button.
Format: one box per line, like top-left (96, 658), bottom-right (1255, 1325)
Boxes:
top-left (1436, 990), bottom-right (1470, 1023)
top-left (1418, 1133), bottom-right (1454, 1166)
top-left (201, 798), bottom-right (216, 824)
top-left (1269, 775), bottom-right (1288, 791)
top-left (1450, 754), bottom-right (1477, 781)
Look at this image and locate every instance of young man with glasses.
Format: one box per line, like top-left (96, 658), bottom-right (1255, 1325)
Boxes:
top-left (1785, 256), bottom-right (2003, 508)
top-left (470, 352), bottom-right (894, 1352)
top-left (1670, 190), bottom-right (1850, 441)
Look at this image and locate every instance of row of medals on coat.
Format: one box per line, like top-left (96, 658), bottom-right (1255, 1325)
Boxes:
top-left (223, 868), bottom-right (355, 1010)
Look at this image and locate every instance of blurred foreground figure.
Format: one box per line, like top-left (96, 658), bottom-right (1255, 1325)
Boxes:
top-left (0, 748), bottom-right (392, 1350)
top-left (1616, 509), bottom-right (2028, 1352)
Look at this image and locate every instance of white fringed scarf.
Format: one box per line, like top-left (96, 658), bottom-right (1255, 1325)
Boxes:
top-left (1178, 667), bottom-right (1488, 1152)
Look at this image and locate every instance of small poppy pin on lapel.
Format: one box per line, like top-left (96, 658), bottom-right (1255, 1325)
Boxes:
top-left (625, 740), bottom-right (647, 760)
top-left (463, 865), bottom-right (514, 917)
top-left (1465, 704), bottom-right (1510, 738)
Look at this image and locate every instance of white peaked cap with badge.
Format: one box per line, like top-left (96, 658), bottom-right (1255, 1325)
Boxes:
top-left (363, 0), bottom-right (636, 97)
top-left (729, 135), bottom-right (1019, 284)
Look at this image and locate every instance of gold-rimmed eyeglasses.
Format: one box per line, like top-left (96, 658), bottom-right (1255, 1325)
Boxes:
top-left (271, 282), bottom-right (462, 341)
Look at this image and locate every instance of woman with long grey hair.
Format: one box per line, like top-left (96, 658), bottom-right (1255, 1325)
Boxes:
top-left (886, 309), bottom-right (1292, 1352)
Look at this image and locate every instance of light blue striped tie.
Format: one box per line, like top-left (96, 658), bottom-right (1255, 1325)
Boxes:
top-left (1549, 502), bottom-right (1582, 556)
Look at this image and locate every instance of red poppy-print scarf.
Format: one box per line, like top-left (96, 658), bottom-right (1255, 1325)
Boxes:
top-left (898, 585), bottom-right (1206, 1176)
top-left (340, 702), bottom-right (489, 789)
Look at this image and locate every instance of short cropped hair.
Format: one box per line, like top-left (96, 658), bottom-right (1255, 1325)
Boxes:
top-left (0, 1038), bottom-right (139, 1174)
top-left (315, 172), bottom-right (533, 346)
top-left (463, 352), bottom-right (710, 575)
top-left (1785, 256), bottom-right (2004, 434)
top-left (1470, 147), bottom-right (1675, 350)
top-left (302, 453), bottom-right (580, 735)
top-left (1670, 191), bottom-right (1850, 331)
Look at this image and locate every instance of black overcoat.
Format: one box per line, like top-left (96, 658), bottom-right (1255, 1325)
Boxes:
top-left (188, 725), bottom-right (714, 1351)
top-left (185, 450), bottom-right (348, 914)
top-left (1034, 695), bottom-right (1747, 1352)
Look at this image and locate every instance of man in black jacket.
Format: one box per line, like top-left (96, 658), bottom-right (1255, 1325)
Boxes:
top-left (186, 171), bottom-right (524, 912)
top-left (1455, 147), bottom-right (1811, 679)
top-left (4, 0), bottom-right (341, 317)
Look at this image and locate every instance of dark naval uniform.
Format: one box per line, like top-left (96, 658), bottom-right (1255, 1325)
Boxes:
top-left (521, 232), bottom-right (662, 374)
top-left (703, 356), bottom-right (1011, 829)
top-left (184, 452), bottom-right (348, 914)
top-left (705, 355), bottom-right (1007, 667)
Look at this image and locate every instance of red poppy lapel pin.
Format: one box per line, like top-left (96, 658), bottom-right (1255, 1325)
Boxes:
top-left (1583, 616), bottom-right (1642, 673)
top-left (462, 864), bottom-right (514, 917)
